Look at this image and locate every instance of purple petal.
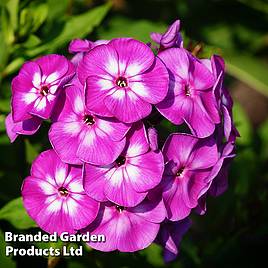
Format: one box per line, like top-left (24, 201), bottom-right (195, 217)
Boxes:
top-left (69, 39), bottom-right (93, 53)
top-left (124, 122), bottom-right (149, 157)
top-left (109, 38), bottom-right (155, 77)
top-left (77, 127), bottom-right (126, 165)
top-left (158, 48), bottom-right (190, 80)
top-left (85, 201), bottom-right (163, 252)
top-left (35, 54), bottom-right (69, 80)
top-left (49, 121), bottom-right (84, 165)
top-left (126, 150), bottom-right (164, 193)
top-left (162, 133), bottom-right (198, 166)
top-left (187, 136), bottom-right (218, 170)
top-left (128, 57), bottom-right (169, 104)
top-left (85, 76), bottom-right (115, 117)
top-left (104, 167), bottom-right (147, 207)
top-left (78, 44), bottom-right (118, 85)
top-left (5, 113), bottom-right (19, 142)
top-left (104, 89), bottom-right (152, 123)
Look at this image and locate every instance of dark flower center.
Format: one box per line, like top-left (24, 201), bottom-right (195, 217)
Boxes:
top-left (176, 167), bottom-right (184, 177)
top-left (185, 85), bottom-right (191, 96)
top-left (116, 76), bottom-right (128, 87)
top-left (116, 205), bottom-right (125, 212)
top-left (83, 114), bottom-right (95, 125)
top-left (40, 85), bottom-right (49, 96)
top-left (58, 186), bottom-right (69, 197)
top-left (115, 155), bottom-right (126, 166)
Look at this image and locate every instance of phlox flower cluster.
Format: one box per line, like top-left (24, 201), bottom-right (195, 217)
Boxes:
top-left (5, 20), bottom-right (238, 261)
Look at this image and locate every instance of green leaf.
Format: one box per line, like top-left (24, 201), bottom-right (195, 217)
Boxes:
top-left (140, 243), bottom-right (164, 266)
top-left (0, 230), bottom-right (15, 268)
top-left (31, 3), bottom-right (48, 33)
top-left (258, 119), bottom-right (268, 159)
top-left (0, 197), bottom-right (37, 229)
top-left (1, 7), bottom-right (15, 45)
top-left (0, 99), bottom-right (10, 113)
top-left (0, 114), bottom-right (6, 131)
top-left (2, 57), bottom-right (24, 77)
top-left (0, 0), bottom-right (19, 46)
top-left (97, 16), bottom-right (167, 43)
top-left (47, 0), bottom-right (69, 21)
top-left (5, 0), bottom-right (19, 32)
top-left (225, 53), bottom-right (268, 98)
top-left (22, 34), bottom-right (41, 48)
top-left (25, 139), bottom-right (39, 164)
top-left (26, 3), bottom-right (111, 57)
top-left (19, 3), bottom-right (48, 37)
top-left (232, 102), bottom-right (252, 145)
top-left (237, 0), bottom-right (268, 14)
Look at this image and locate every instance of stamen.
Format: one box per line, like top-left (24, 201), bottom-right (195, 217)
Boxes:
top-left (58, 187), bottom-right (69, 197)
top-left (185, 85), bottom-right (191, 96)
top-left (115, 155), bottom-right (126, 166)
top-left (176, 167), bottom-right (184, 177)
top-left (40, 85), bottom-right (49, 96)
top-left (116, 77), bottom-right (128, 87)
top-left (83, 115), bottom-right (95, 125)
top-left (116, 205), bottom-right (124, 213)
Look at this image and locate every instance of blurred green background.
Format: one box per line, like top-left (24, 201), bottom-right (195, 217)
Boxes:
top-left (0, 0), bottom-right (268, 267)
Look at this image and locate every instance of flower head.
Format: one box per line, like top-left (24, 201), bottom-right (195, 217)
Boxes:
top-left (78, 38), bottom-right (169, 123)
top-left (156, 48), bottom-right (219, 138)
top-left (49, 80), bottom-right (130, 165)
top-left (11, 54), bottom-right (74, 122)
top-left (22, 150), bottom-right (99, 234)
top-left (82, 197), bottom-right (166, 252)
top-left (161, 133), bottom-right (218, 220)
top-left (83, 122), bottom-right (164, 207)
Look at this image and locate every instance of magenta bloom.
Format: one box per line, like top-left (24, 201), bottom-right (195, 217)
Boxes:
top-left (150, 20), bottom-right (183, 50)
top-left (156, 218), bottom-right (191, 262)
top-left (83, 197), bottom-right (166, 252)
top-left (161, 133), bottom-right (218, 220)
top-left (49, 80), bottom-right (130, 165)
top-left (206, 55), bottom-right (240, 142)
top-left (78, 38), bottom-right (169, 123)
top-left (11, 54), bottom-right (74, 122)
top-left (156, 48), bottom-right (220, 138)
top-left (22, 150), bottom-right (99, 234)
top-left (83, 122), bottom-right (164, 207)
top-left (5, 113), bottom-right (42, 142)
top-left (208, 141), bottom-right (236, 197)
top-left (69, 39), bottom-right (109, 66)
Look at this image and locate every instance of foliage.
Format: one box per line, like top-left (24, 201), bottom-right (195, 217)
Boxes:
top-left (0, 0), bottom-right (267, 267)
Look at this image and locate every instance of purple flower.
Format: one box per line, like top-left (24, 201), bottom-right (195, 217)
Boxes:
top-left (69, 38), bottom-right (109, 53)
top-left (194, 142), bottom-right (236, 215)
top-left (22, 149), bottom-right (99, 234)
top-left (156, 48), bottom-right (220, 138)
top-left (208, 141), bottom-right (236, 197)
top-left (11, 54), bottom-right (74, 122)
top-left (49, 79), bottom-right (130, 165)
top-left (151, 20), bottom-right (183, 50)
top-left (161, 133), bottom-right (218, 220)
top-left (82, 197), bottom-right (166, 252)
top-left (5, 113), bottom-right (42, 142)
top-left (207, 55), bottom-right (240, 142)
top-left (83, 122), bottom-right (164, 207)
top-left (69, 39), bottom-right (109, 66)
top-left (156, 218), bottom-right (191, 262)
top-left (77, 38), bottom-right (169, 123)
